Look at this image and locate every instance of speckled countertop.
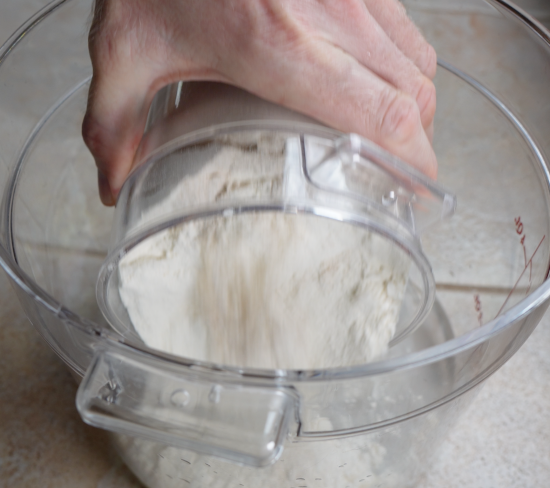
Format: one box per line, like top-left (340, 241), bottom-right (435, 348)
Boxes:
top-left (1, 1), bottom-right (550, 487)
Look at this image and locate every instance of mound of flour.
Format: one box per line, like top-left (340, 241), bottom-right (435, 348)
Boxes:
top-left (117, 133), bottom-right (408, 369)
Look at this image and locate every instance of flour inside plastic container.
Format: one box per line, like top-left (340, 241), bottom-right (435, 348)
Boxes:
top-left (117, 133), bottom-right (409, 369)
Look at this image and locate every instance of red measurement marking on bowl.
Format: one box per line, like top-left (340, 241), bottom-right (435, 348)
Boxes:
top-left (515, 216), bottom-right (532, 284)
top-left (495, 217), bottom-right (546, 318)
top-left (474, 294), bottom-right (483, 326)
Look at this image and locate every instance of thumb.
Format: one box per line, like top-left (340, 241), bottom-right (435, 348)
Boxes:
top-left (82, 66), bottom-right (155, 206)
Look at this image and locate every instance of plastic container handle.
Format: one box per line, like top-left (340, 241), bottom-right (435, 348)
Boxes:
top-left (300, 133), bottom-right (457, 235)
top-left (76, 341), bottom-right (299, 467)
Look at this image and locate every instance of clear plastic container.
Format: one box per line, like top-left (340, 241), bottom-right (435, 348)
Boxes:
top-left (97, 87), bottom-right (456, 356)
top-left (1, 0), bottom-right (550, 487)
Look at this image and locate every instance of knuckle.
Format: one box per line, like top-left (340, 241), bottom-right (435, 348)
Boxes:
top-left (418, 43), bottom-right (437, 79)
top-left (82, 112), bottom-right (107, 164)
top-left (255, 2), bottom-right (308, 52)
top-left (81, 112), bottom-right (97, 151)
top-left (379, 91), bottom-right (422, 143)
top-left (334, 0), bottom-right (366, 18)
top-left (395, 0), bottom-right (408, 17)
top-left (415, 77), bottom-right (437, 122)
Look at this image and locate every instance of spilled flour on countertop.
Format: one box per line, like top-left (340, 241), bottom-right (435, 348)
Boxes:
top-left (117, 133), bottom-right (409, 369)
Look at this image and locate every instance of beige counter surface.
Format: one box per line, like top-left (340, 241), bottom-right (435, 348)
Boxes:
top-left (1, 1), bottom-right (550, 487)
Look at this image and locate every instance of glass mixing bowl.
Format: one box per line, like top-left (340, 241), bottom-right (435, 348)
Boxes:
top-left (1, 0), bottom-right (550, 487)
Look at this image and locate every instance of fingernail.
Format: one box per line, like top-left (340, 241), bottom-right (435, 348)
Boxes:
top-left (98, 170), bottom-right (115, 206)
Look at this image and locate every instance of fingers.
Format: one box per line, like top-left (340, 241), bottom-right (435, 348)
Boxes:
top-left (301, 0), bottom-right (436, 132)
top-left (364, 0), bottom-right (438, 80)
top-left (232, 36), bottom-right (437, 178)
top-left (83, 0), bottom-right (438, 208)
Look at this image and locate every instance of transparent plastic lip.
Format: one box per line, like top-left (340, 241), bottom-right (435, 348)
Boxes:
top-left (301, 133), bottom-right (457, 235)
top-left (117, 122), bottom-right (456, 243)
top-left (0, 0), bottom-right (549, 385)
top-left (97, 124), bottom-right (455, 364)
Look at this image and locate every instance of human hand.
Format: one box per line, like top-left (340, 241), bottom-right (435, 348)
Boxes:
top-left (83, 0), bottom-right (437, 206)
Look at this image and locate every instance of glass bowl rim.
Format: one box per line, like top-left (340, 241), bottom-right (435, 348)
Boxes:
top-left (0, 0), bottom-right (550, 382)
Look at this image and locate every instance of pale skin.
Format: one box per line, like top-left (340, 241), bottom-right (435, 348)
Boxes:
top-left (83, 0), bottom-right (438, 206)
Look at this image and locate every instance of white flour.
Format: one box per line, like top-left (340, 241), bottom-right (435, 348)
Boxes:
top-left (117, 133), bottom-right (408, 369)
top-left (113, 431), bottom-right (397, 488)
